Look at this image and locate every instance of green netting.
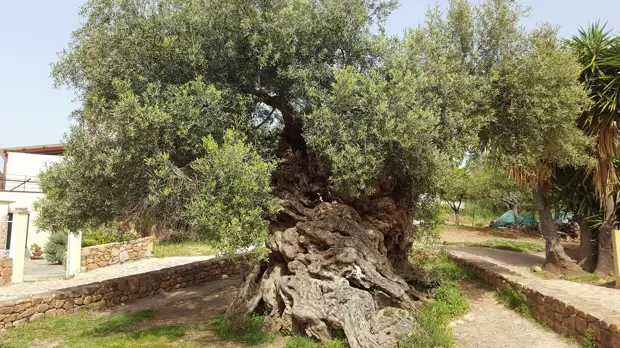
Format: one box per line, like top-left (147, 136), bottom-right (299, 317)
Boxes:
top-left (491, 210), bottom-right (538, 228)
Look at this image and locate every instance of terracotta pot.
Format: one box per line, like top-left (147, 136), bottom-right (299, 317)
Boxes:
top-left (31, 251), bottom-right (43, 259)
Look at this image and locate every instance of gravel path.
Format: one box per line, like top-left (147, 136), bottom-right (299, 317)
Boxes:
top-left (452, 281), bottom-right (578, 348)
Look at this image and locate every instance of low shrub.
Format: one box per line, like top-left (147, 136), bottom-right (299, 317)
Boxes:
top-left (81, 222), bottom-right (140, 247)
top-left (583, 330), bottom-right (597, 348)
top-left (44, 232), bottom-right (68, 264)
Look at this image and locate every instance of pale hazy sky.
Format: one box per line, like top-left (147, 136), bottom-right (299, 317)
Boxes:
top-left (0, 0), bottom-right (618, 149)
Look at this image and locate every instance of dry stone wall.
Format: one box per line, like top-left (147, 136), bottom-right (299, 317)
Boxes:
top-left (451, 255), bottom-right (620, 348)
top-left (0, 217), bottom-right (7, 250)
top-left (0, 257), bottom-right (241, 329)
top-left (81, 237), bottom-right (154, 271)
top-left (0, 258), bottom-right (11, 286)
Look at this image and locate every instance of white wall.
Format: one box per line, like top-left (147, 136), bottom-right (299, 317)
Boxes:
top-left (1, 152), bottom-right (62, 256)
top-left (0, 191), bottom-right (51, 256)
top-left (4, 152), bottom-right (61, 191)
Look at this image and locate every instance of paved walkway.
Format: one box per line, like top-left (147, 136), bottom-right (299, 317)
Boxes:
top-left (447, 246), bottom-right (620, 324)
top-left (0, 256), bottom-right (215, 302)
top-left (23, 259), bottom-right (65, 281)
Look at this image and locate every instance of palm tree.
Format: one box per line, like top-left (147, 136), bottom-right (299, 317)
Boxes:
top-left (567, 22), bottom-right (620, 273)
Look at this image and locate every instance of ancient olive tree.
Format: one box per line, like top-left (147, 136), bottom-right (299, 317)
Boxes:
top-left (37, 0), bottom-right (591, 344)
top-left (38, 1), bottom-right (486, 346)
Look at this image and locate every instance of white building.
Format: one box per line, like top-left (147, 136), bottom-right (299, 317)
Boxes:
top-left (0, 144), bottom-right (64, 257)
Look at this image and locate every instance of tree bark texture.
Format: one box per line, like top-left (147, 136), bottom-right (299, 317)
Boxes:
top-left (226, 143), bottom-right (430, 348)
top-left (511, 206), bottom-right (519, 228)
top-left (577, 218), bottom-right (598, 273)
top-left (595, 190), bottom-right (615, 274)
top-left (532, 183), bottom-right (583, 273)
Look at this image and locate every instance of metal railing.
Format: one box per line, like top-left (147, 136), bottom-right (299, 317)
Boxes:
top-left (0, 174), bottom-right (42, 193)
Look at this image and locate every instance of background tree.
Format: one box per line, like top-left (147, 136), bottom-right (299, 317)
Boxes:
top-left (439, 167), bottom-right (473, 226)
top-left (567, 23), bottom-right (620, 274)
top-left (470, 162), bottom-right (533, 227)
top-left (482, 26), bottom-right (591, 271)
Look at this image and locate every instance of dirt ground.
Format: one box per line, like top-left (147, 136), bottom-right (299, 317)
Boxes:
top-left (96, 268), bottom-right (575, 348)
top-left (452, 281), bottom-right (578, 348)
top-left (99, 276), bottom-right (287, 348)
top-left (84, 229), bottom-right (579, 348)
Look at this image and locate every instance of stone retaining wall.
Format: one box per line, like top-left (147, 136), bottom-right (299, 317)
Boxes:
top-left (0, 258), bottom-right (11, 286)
top-left (0, 257), bottom-right (241, 329)
top-left (451, 255), bottom-right (620, 348)
top-left (81, 237), bottom-right (154, 272)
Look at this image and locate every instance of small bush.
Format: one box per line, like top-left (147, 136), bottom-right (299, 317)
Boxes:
top-left (583, 330), bottom-right (597, 348)
top-left (44, 232), bottom-right (68, 264)
top-left (494, 284), bottom-right (531, 318)
top-left (81, 222), bottom-right (140, 247)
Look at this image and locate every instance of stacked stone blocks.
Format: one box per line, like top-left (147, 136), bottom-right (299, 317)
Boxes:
top-left (0, 258), bottom-right (11, 286)
top-left (81, 236), bottom-right (154, 272)
top-left (0, 257), bottom-right (240, 329)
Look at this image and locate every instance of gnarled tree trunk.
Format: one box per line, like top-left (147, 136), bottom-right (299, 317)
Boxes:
top-left (226, 142), bottom-right (430, 348)
top-left (532, 183), bottom-right (583, 273)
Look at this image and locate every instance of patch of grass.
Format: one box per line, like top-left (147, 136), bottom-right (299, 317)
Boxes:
top-left (286, 336), bottom-right (348, 348)
top-left (209, 314), bottom-right (278, 345)
top-left (432, 283), bottom-right (470, 318)
top-left (153, 241), bottom-right (218, 257)
top-left (0, 309), bottom-right (199, 348)
top-left (494, 284), bottom-right (531, 318)
top-left (461, 239), bottom-right (545, 253)
top-left (418, 250), bottom-right (474, 283)
top-left (400, 282), bottom-right (469, 348)
top-left (560, 274), bottom-right (602, 284)
top-left (383, 308), bottom-right (394, 317)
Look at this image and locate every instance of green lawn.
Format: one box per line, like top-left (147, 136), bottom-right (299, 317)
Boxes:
top-left (0, 309), bottom-right (201, 348)
top-left (448, 239), bottom-right (545, 253)
top-left (0, 307), bottom-right (346, 348)
top-left (153, 241), bottom-right (218, 258)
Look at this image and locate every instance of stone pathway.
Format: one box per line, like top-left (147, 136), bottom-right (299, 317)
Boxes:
top-left (447, 246), bottom-right (620, 324)
top-left (23, 259), bottom-right (65, 281)
top-left (0, 256), bottom-right (215, 302)
top-left (452, 281), bottom-right (578, 348)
